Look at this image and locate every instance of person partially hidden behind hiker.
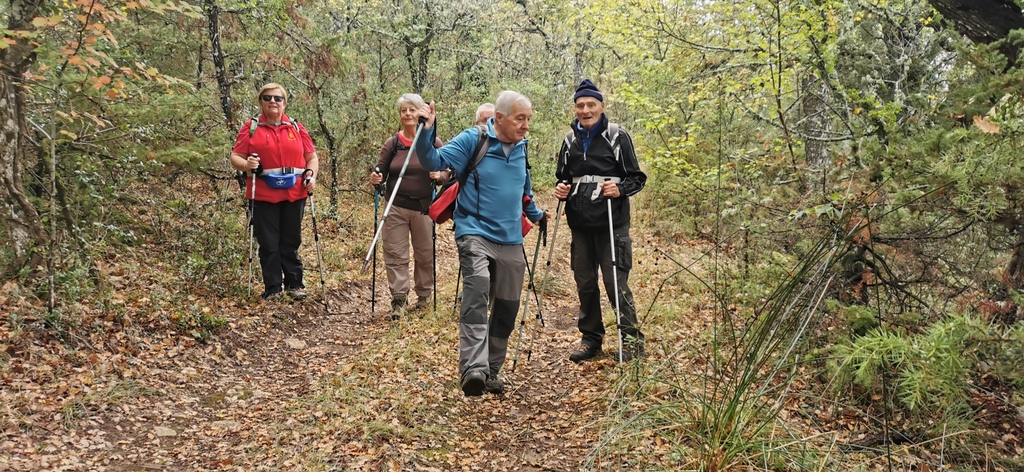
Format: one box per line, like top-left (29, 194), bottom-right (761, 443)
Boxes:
top-left (554, 79), bottom-right (647, 362)
top-left (474, 102), bottom-right (495, 126)
top-left (230, 82), bottom-right (319, 301)
top-left (369, 93), bottom-right (447, 319)
top-left (412, 91), bottom-right (547, 396)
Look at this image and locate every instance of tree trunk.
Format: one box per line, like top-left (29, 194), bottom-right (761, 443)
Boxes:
top-left (206, 0), bottom-right (233, 126)
top-left (309, 81), bottom-right (337, 216)
top-left (0, 0), bottom-right (48, 268)
top-left (927, 0), bottom-right (1024, 64)
top-left (801, 73), bottom-right (831, 168)
top-left (403, 36), bottom-right (433, 94)
top-left (402, 3), bottom-right (434, 94)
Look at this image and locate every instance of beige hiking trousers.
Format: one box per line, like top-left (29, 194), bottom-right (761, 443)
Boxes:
top-left (382, 205), bottom-right (434, 301)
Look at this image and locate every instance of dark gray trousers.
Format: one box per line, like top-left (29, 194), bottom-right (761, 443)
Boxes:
top-left (456, 235), bottom-right (525, 379)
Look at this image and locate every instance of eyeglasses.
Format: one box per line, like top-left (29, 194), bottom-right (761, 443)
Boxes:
top-left (260, 95), bottom-right (285, 103)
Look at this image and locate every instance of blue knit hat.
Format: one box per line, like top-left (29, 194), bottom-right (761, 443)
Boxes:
top-left (573, 79), bottom-right (603, 102)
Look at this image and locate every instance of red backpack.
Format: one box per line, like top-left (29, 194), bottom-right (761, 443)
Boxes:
top-left (429, 125), bottom-right (535, 236)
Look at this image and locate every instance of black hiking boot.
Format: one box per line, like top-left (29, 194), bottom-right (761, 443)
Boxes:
top-left (569, 344), bottom-right (602, 363)
top-left (484, 373), bottom-right (504, 395)
top-left (461, 370), bottom-right (486, 397)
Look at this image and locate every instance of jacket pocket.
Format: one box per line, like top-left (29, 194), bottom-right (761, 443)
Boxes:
top-left (569, 240), bottom-right (578, 272)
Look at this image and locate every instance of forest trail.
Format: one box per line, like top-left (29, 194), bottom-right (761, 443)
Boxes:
top-left (2, 196), bottom-right (648, 471)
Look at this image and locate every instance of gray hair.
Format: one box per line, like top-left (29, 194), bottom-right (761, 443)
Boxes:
top-left (396, 93), bottom-right (426, 110)
top-left (475, 103), bottom-right (495, 124)
top-left (494, 91), bottom-right (531, 116)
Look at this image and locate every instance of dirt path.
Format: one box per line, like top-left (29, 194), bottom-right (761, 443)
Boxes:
top-left (2, 209), bottom-right (636, 471)
top-left (1, 280), bottom-right (387, 470)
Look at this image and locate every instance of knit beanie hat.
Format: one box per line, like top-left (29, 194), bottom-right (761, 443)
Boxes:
top-left (573, 79), bottom-right (603, 102)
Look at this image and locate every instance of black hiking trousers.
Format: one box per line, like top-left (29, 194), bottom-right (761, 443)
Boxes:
top-left (570, 224), bottom-right (643, 350)
top-left (252, 198), bottom-right (306, 295)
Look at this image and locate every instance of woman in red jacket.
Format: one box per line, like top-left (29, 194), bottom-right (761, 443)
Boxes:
top-left (229, 83), bottom-right (319, 301)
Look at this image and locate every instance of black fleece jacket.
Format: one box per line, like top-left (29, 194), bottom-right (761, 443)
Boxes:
top-left (555, 115), bottom-right (647, 230)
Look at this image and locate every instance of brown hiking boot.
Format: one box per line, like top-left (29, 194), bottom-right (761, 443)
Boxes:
top-left (285, 288), bottom-right (308, 301)
top-left (569, 344), bottom-right (602, 363)
top-left (390, 295), bottom-right (407, 320)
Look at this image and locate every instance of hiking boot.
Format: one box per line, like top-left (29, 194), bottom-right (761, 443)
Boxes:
top-left (390, 295), bottom-right (407, 320)
top-left (615, 342), bottom-right (646, 363)
top-left (484, 373), bottom-right (504, 395)
top-left (461, 370), bottom-right (486, 397)
top-left (285, 288), bottom-right (308, 301)
top-left (412, 297), bottom-right (430, 310)
top-left (569, 344), bottom-right (602, 363)
top-left (262, 290), bottom-right (283, 301)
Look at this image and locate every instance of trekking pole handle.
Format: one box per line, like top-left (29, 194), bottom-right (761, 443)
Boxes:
top-left (372, 167), bottom-right (384, 194)
top-left (303, 168), bottom-right (315, 195)
top-left (248, 153), bottom-right (262, 176)
top-left (604, 177), bottom-right (615, 199)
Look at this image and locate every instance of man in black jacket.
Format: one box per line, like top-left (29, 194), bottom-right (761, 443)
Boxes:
top-left (554, 79), bottom-right (647, 363)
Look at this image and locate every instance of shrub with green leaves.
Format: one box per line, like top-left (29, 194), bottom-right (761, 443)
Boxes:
top-left (829, 313), bottom-right (999, 417)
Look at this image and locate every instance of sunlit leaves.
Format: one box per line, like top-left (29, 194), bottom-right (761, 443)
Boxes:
top-left (31, 15), bottom-right (64, 28)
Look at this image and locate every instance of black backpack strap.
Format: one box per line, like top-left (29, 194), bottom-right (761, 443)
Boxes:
top-left (459, 124), bottom-right (490, 188)
top-left (379, 133), bottom-right (403, 176)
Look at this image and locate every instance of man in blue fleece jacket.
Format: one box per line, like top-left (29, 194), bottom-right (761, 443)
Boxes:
top-left (413, 90), bottom-right (547, 396)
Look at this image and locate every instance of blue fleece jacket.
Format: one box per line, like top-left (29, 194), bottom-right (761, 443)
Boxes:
top-left (414, 119), bottom-right (543, 245)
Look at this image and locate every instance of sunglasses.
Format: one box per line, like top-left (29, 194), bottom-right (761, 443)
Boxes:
top-left (260, 95), bottom-right (285, 103)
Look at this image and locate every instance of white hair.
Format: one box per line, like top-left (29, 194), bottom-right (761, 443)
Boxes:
top-left (494, 91), bottom-right (531, 116)
top-left (475, 103), bottom-right (495, 124)
top-left (396, 93), bottom-right (426, 110)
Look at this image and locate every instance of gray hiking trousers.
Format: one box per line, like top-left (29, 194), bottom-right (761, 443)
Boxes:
top-left (456, 235), bottom-right (526, 379)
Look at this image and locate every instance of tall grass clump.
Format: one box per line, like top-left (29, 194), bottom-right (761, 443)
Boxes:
top-left (586, 210), bottom-right (860, 471)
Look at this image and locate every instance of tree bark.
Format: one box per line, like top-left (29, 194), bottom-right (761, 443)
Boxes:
top-left (0, 0), bottom-right (48, 267)
top-left (801, 73), bottom-right (831, 168)
top-left (927, 0), bottom-right (1024, 64)
top-left (206, 0), bottom-right (233, 126)
top-left (402, 3), bottom-right (434, 93)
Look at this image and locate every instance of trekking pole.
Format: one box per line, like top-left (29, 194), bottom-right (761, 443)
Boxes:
top-left (510, 224), bottom-right (545, 373)
top-left (432, 182), bottom-right (440, 311)
top-left (247, 153), bottom-right (259, 298)
top-left (371, 178), bottom-right (382, 314)
top-left (452, 263), bottom-right (462, 318)
top-left (431, 182), bottom-right (437, 312)
top-left (535, 199), bottom-right (564, 327)
top-left (304, 170), bottom-right (328, 311)
top-left (606, 178), bottom-right (623, 364)
top-left (360, 120), bottom-right (425, 274)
